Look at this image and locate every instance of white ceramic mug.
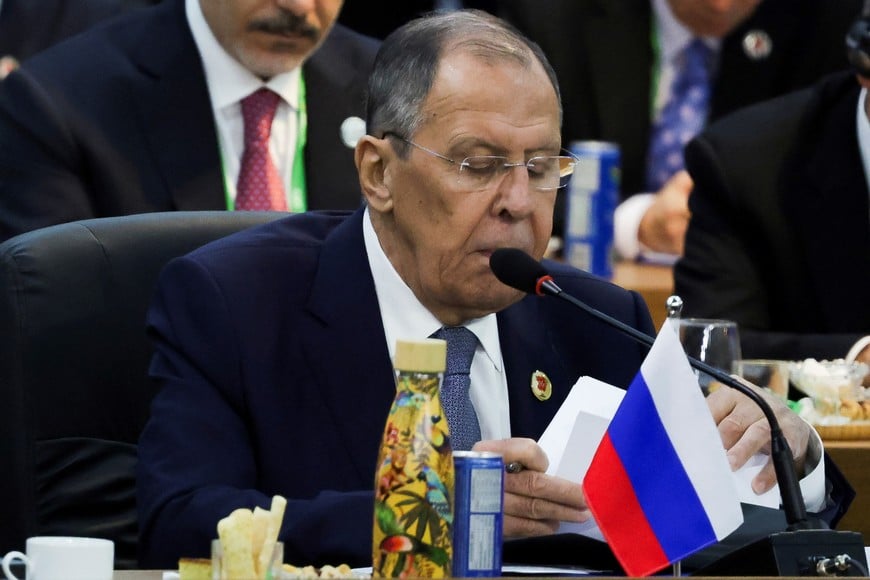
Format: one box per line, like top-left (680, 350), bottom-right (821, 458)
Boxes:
top-left (1, 536), bottom-right (113, 580)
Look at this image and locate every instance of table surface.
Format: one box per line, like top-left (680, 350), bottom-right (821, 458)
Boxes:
top-left (110, 573), bottom-right (797, 580)
top-left (823, 439), bottom-right (870, 541)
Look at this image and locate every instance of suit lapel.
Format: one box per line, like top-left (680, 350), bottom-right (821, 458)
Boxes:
top-left (304, 210), bottom-right (396, 480)
top-left (0, 0), bottom-right (25, 56)
top-left (301, 211), bottom-right (579, 472)
top-left (785, 81), bottom-right (870, 329)
top-left (302, 27), bottom-right (369, 211)
top-left (713, 7), bottom-right (799, 120)
top-left (130, 0), bottom-right (225, 211)
top-left (498, 299), bottom-right (573, 440)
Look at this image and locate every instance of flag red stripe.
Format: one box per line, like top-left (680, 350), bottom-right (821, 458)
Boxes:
top-left (584, 433), bottom-right (670, 577)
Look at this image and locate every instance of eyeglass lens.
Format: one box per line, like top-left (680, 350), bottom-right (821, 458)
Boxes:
top-left (458, 156), bottom-right (575, 191)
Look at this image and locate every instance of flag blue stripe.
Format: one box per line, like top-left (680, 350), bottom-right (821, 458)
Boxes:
top-left (607, 373), bottom-right (718, 560)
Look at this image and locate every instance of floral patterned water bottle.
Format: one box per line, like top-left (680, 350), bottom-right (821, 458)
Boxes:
top-left (373, 339), bottom-right (454, 578)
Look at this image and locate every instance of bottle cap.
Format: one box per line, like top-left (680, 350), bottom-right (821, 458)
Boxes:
top-left (394, 339), bottom-right (446, 373)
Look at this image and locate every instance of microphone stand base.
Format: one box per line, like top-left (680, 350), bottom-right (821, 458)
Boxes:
top-left (693, 529), bottom-right (866, 576)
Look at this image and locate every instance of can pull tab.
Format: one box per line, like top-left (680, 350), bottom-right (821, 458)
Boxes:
top-left (666, 295), bottom-right (683, 319)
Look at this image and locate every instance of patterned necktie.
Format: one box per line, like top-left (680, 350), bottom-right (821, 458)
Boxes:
top-left (236, 88), bottom-right (288, 211)
top-left (431, 326), bottom-right (482, 451)
top-left (646, 38), bottom-right (713, 191)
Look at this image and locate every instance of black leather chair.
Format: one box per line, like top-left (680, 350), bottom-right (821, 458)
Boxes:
top-left (0, 211), bottom-right (284, 569)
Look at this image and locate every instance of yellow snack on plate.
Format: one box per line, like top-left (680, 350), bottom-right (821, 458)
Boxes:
top-left (217, 508), bottom-right (257, 579)
top-left (282, 564), bottom-right (320, 578)
top-left (251, 506), bottom-right (270, 568)
top-left (319, 564), bottom-right (354, 578)
top-left (257, 495), bottom-right (287, 577)
top-left (178, 557), bottom-right (212, 580)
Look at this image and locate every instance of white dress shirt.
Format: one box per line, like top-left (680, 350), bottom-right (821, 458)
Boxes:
top-left (185, 0), bottom-right (301, 207)
top-left (857, 88), bottom-right (870, 200)
top-left (363, 208), bottom-right (512, 441)
top-left (613, 0), bottom-right (719, 262)
top-left (847, 88), bottom-right (870, 362)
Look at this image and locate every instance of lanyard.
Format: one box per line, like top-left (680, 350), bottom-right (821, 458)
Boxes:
top-left (288, 74), bottom-right (307, 212)
top-left (222, 73), bottom-right (308, 211)
top-left (650, 21), bottom-right (662, 122)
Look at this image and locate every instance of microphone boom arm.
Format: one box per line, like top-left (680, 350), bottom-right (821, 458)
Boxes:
top-left (538, 274), bottom-right (810, 530)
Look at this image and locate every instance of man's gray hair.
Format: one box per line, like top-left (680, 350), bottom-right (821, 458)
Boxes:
top-left (365, 9), bottom-right (562, 156)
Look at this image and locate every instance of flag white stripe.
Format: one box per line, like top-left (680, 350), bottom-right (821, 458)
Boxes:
top-left (641, 319), bottom-right (743, 539)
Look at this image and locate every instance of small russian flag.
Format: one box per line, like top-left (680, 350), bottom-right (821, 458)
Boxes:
top-left (582, 319), bottom-right (743, 577)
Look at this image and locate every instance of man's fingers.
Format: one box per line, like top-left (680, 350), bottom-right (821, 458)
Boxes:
top-left (473, 438), bottom-right (592, 540)
top-left (503, 515), bottom-right (560, 538)
top-left (473, 438), bottom-right (548, 473)
top-left (504, 470), bottom-right (587, 511)
top-left (750, 458), bottom-right (777, 494)
top-left (725, 418), bottom-right (771, 469)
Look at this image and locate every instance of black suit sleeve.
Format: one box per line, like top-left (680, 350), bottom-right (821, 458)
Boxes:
top-left (0, 68), bottom-right (98, 241)
top-left (675, 112), bottom-right (865, 360)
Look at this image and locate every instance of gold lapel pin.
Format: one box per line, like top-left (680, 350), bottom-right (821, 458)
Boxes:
top-left (531, 370), bottom-right (552, 401)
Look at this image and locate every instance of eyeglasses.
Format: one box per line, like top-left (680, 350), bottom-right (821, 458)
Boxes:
top-left (384, 132), bottom-right (577, 191)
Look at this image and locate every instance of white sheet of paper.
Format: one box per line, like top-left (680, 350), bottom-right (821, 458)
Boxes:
top-left (537, 376), bottom-right (779, 540)
top-left (733, 453), bottom-right (779, 508)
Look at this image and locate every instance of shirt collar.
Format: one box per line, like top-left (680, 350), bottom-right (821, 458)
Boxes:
top-left (362, 207), bottom-right (503, 371)
top-left (652, 0), bottom-right (719, 64)
top-left (185, 0), bottom-right (300, 111)
top-left (857, 88), bottom-right (870, 198)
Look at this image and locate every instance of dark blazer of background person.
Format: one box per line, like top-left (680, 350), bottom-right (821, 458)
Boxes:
top-left (501, 0), bottom-right (862, 211)
top-left (674, 71), bottom-right (870, 361)
top-left (0, 0), bottom-right (378, 242)
top-left (0, 0), bottom-right (155, 63)
top-left (137, 207), bottom-right (855, 569)
top-left (136, 208), bottom-right (657, 568)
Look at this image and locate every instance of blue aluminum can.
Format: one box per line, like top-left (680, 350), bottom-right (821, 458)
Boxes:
top-left (452, 451), bottom-right (504, 577)
top-left (564, 141), bottom-right (621, 278)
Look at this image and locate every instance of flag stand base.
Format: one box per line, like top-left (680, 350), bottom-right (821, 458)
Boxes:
top-left (693, 529), bottom-right (866, 576)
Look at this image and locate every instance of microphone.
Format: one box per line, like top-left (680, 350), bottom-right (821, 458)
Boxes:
top-left (490, 248), bottom-right (866, 576)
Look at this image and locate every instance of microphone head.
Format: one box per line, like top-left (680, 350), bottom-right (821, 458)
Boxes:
top-left (489, 248), bottom-right (550, 295)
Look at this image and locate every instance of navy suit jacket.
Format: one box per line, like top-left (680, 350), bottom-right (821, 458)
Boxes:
top-left (0, 0), bottom-right (154, 63)
top-left (136, 208), bottom-right (656, 567)
top-left (675, 72), bottom-right (870, 360)
top-left (138, 208), bottom-right (854, 570)
top-left (0, 0), bottom-right (378, 241)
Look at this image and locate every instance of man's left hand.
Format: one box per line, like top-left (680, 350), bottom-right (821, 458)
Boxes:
top-left (707, 379), bottom-right (810, 494)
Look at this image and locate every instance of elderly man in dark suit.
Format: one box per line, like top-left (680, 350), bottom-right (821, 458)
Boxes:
top-left (502, 0), bottom-right (861, 260)
top-left (674, 69), bottom-right (870, 367)
top-left (0, 0), bottom-right (378, 242)
top-left (137, 9), bottom-right (850, 571)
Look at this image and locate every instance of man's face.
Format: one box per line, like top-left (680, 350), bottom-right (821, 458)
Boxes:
top-left (200, 0), bottom-right (343, 79)
top-left (667, 0), bottom-right (762, 38)
top-left (374, 51), bottom-right (561, 326)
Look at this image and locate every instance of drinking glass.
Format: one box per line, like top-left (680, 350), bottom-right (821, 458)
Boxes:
top-left (211, 539), bottom-right (283, 580)
top-left (735, 359), bottom-right (791, 400)
top-left (676, 318), bottom-right (742, 394)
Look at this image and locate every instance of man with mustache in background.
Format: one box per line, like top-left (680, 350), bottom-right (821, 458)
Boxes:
top-left (0, 0), bottom-right (378, 241)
